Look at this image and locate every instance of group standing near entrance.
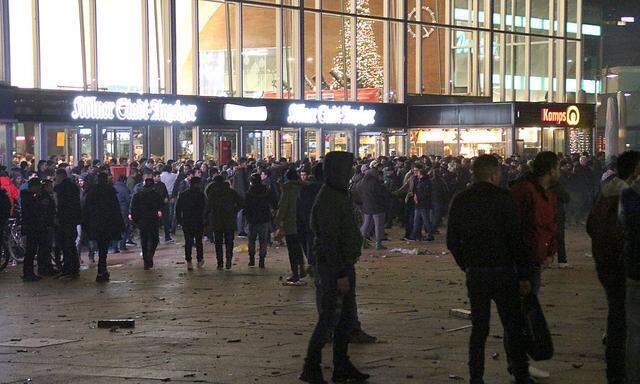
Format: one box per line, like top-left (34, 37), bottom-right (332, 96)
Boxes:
top-left (2, 148), bottom-right (638, 383)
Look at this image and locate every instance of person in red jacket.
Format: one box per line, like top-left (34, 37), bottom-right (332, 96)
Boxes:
top-left (509, 151), bottom-right (559, 380)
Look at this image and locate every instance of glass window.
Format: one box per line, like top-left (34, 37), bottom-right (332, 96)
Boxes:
top-left (304, 128), bottom-right (319, 160)
top-left (149, 0), bottom-right (169, 93)
top-left (201, 129), bottom-right (238, 164)
top-left (281, 129), bottom-right (299, 161)
top-left (242, 5), bottom-right (277, 98)
top-left (357, 17), bottom-right (384, 102)
top-left (97, 0), bottom-right (143, 92)
top-left (45, 126), bottom-right (78, 164)
top-left (530, 36), bottom-right (550, 102)
top-left (244, 130), bottom-right (277, 160)
top-left (452, 30), bottom-right (472, 94)
top-left (177, 0), bottom-right (196, 95)
top-left (358, 133), bottom-right (382, 158)
top-left (324, 131), bottom-right (352, 154)
top-left (283, 9), bottom-right (300, 99)
top-left (149, 126), bottom-right (165, 161)
top-left (303, 12), bottom-right (319, 100)
top-left (199, 0), bottom-right (238, 97)
top-left (9, 0), bottom-right (35, 87)
top-left (78, 127), bottom-right (93, 165)
top-left (39, 0), bottom-right (84, 90)
top-left (459, 128), bottom-right (507, 157)
top-left (388, 133), bottom-right (405, 156)
top-left (323, 14), bottom-right (355, 101)
top-left (516, 127), bottom-right (541, 158)
top-left (13, 123), bottom-right (36, 165)
top-left (568, 128), bottom-right (591, 154)
top-left (409, 128), bottom-right (458, 157)
top-left (0, 124), bottom-right (7, 165)
top-left (178, 127), bottom-right (194, 161)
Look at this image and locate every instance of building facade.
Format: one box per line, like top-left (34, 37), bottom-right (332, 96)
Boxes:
top-left (0, 0), bottom-right (601, 165)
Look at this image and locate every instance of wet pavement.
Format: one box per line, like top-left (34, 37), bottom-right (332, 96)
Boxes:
top-left (0, 226), bottom-right (607, 383)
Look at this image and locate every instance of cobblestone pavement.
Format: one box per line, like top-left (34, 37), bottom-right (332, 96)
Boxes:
top-left (0, 226), bottom-right (607, 384)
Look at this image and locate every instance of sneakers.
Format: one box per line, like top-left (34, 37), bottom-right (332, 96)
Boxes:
top-left (125, 240), bottom-right (137, 247)
top-left (187, 261), bottom-right (194, 271)
top-left (238, 232), bottom-right (248, 238)
top-left (349, 329), bottom-right (377, 344)
top-left (299, 362), bottom-right (327, 384)
top-left (225, 259), bottom-right (232, 270)
top-left (286, 276), bottom-right (300, 284)
top-left (197, 259), bottom-right (205, 268)
top-left (528, 366), bottom-right (549, 379)
top-left (374, 242), bottom-right (387, 250)
top-left (22, 274), bottom-right (42, 282)
top-left (332, 361), bottom-right (370, 383)
top-left (165, 238), bottom-right (175, 244)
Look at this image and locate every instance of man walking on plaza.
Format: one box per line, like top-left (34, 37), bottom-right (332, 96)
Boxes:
top-left (353, 165), bottom-right (389, 250)
top-left (588, 150), bottom-right (640, 384)
top-left (54, 168), bottom-right (82, 278)
top-left (447, 154), bottom-right (533, 384)
top-left (205, 175), bottom-right (243, 270)
top-left (245, 173), bottom-right (276, 268)
top-left (300, 151), bottom-right (369, 384)
top-left (510, 151), bottom-right (559, 380)
top-left (20, 178), bottom-right (50, 281)
top-left (175, 176), bottom-right (206, 271)
top-left (130, 178), bottom-right (164, 270)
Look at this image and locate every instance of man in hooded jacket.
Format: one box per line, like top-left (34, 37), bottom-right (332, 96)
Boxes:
top-left (300, 151), bottom-right (369, 384)
top-left (205, 175), bottom-right (243, 269)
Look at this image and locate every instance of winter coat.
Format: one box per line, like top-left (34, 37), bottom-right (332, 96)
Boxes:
top-left (620, 181), bottom-right (640, 281)
top-left (586, 177), bottom-right (627, 285)
top-left (154, 181), bottom-right (169, 204)
top-left (39, 191), bottom-right (56, 227)
top-left (20, 189), bottom-right (46, 232)
top-left (54, 177), bottom-right (82, 226)
top-left (175, 188), bottom-right (206, 231)
top-left (245, 184), bottom-right (276, 225)
top-left (510, 175), bottom-right (558, 265)
top-left (412, 176), bottom-right (432, 209)
top-left (275, 180), bottom-right (305, 235)
top-left (83, 183), bottom-right (124, 241)
top-left (312, 151), bottom-right (363, 277)
top-left (130, 184), bottom-right (164, 230)
top-left (297, 181), bottom-right (323, 234)
top-left (353, 170), bottom-right (389, 215)
top-left (113, 181), bottom-right (131, 218)
top-left (232, 167), bottom-right (250, 198)
top-left (0, 176), bottom-right (19, 204)
top-left (205, 180), bottom-right (243, 232)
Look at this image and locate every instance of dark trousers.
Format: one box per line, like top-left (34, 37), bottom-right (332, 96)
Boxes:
top-left (56, 224), bottom-right (79, 275)
top-left (299, 230), bottom-right (315, 266)
top-left (466, 267), bottom-right (529, 383)
top-left (140, 226), bottom-right (159, 266)
top-left (248, 223), bottom-right (269, 262)
top-left (96, 239), bottom-right (110, 275)
top-left (404, 205), bottom-right (415, 239)
top-left (430, 201), bottom-right (446, 231)
top-left (306, 264), bottom-right (356, 370)
top-left (600, 277), bottom-right (626, 383)
top-left (24, 229), bottom-right (52, 276)
top-left (557, 221), bottom-right (567, 263)
top-left (213, 230), bottom-right (234, 265)
top-left (162, 204), bottom-right (172, 240)
top-left (285, 233), bottom-right (304, 278)
top-left (183, 227), bottom-right (204, 262)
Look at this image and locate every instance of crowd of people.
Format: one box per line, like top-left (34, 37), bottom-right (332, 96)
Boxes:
top-left (0, 148), bottom-right (632, 384)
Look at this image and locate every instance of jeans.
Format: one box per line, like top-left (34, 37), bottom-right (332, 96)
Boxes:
top-left (285, 233), bottom-right (304, 278)
top-left (360, 213), bottom-right (385, 243)
top-left (627, 278), bottom-right (640, 383)
top-left (306, 264), bottom-right (356, 370)
top-left (183, 227), bottom-right (204, 262)
top-left (600, 278), bottom-right (626, 383)
top-left (466, 267), bottom-right (530, 383)
top-left (411, 207), bottom-right (433, 240)
top-left (248, 223), bottom-right (269, 262)
top-left (140, 226), bottom-right (159, 266)
top-left (213, 230), bottom-right (234, 265)
top-left (236, 210), bottom-right (246, 234)
top-left (56, 224), bottom-right (80, 275)
top-left (23, 229), bottom-right (52, 276)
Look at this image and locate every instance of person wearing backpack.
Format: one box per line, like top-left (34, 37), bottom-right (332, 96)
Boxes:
top-left (587, 150), bottom-right (640, 384)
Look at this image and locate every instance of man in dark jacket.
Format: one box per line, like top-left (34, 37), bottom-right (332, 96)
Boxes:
top-left (619, 154), bottom-right (640, 383)
top-left (83, 172), bottom-right (125, 282)
top-left (205, 175), bottom-right (243, 269)
top-left (300, 151), bottom-right (369, 384)
top-left (447, 155), bottom-right (533, 384)
top-left (130, 178), bottom-right (164, 270)
top-left (297, 164), bottom-right (323, 275)
top-left (113, 175), bottom-right (132, 250)
top-left (153, 171), bottom-right (173, 243)
top-left (21, 178), bottom-right (57, 280)
top-left (232, 158), bottom-right (250, 237)
top-left (176, 176), bottom-right (206, 270)
top-left (411, 168), bottom-right (434, 242)
top-left (588, 150), bottom-right (640, 384)
top-left (245, 173), bottom-right (276, 268)
top-left (354, 167), bottom-right (389, 250)
top-left (54, 168), bottom-right (82, 278)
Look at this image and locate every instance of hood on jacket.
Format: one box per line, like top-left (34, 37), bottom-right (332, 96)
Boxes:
top-left (601, 177), bottom-right (629, 198)
top-left (324, 151), bottom-right (354, 191)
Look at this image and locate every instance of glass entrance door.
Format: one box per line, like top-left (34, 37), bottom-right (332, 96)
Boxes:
top-left (102, 127), bottom-right (144, 164)
top-left (45, 126), bottom-right (78, 164)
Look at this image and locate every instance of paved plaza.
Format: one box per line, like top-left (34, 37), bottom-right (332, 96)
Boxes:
top-left (0, 227), bottom-right (607, 383)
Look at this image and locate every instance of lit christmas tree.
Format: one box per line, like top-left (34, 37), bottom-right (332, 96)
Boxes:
top-left (331, 0), bottom-right (384, 89)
